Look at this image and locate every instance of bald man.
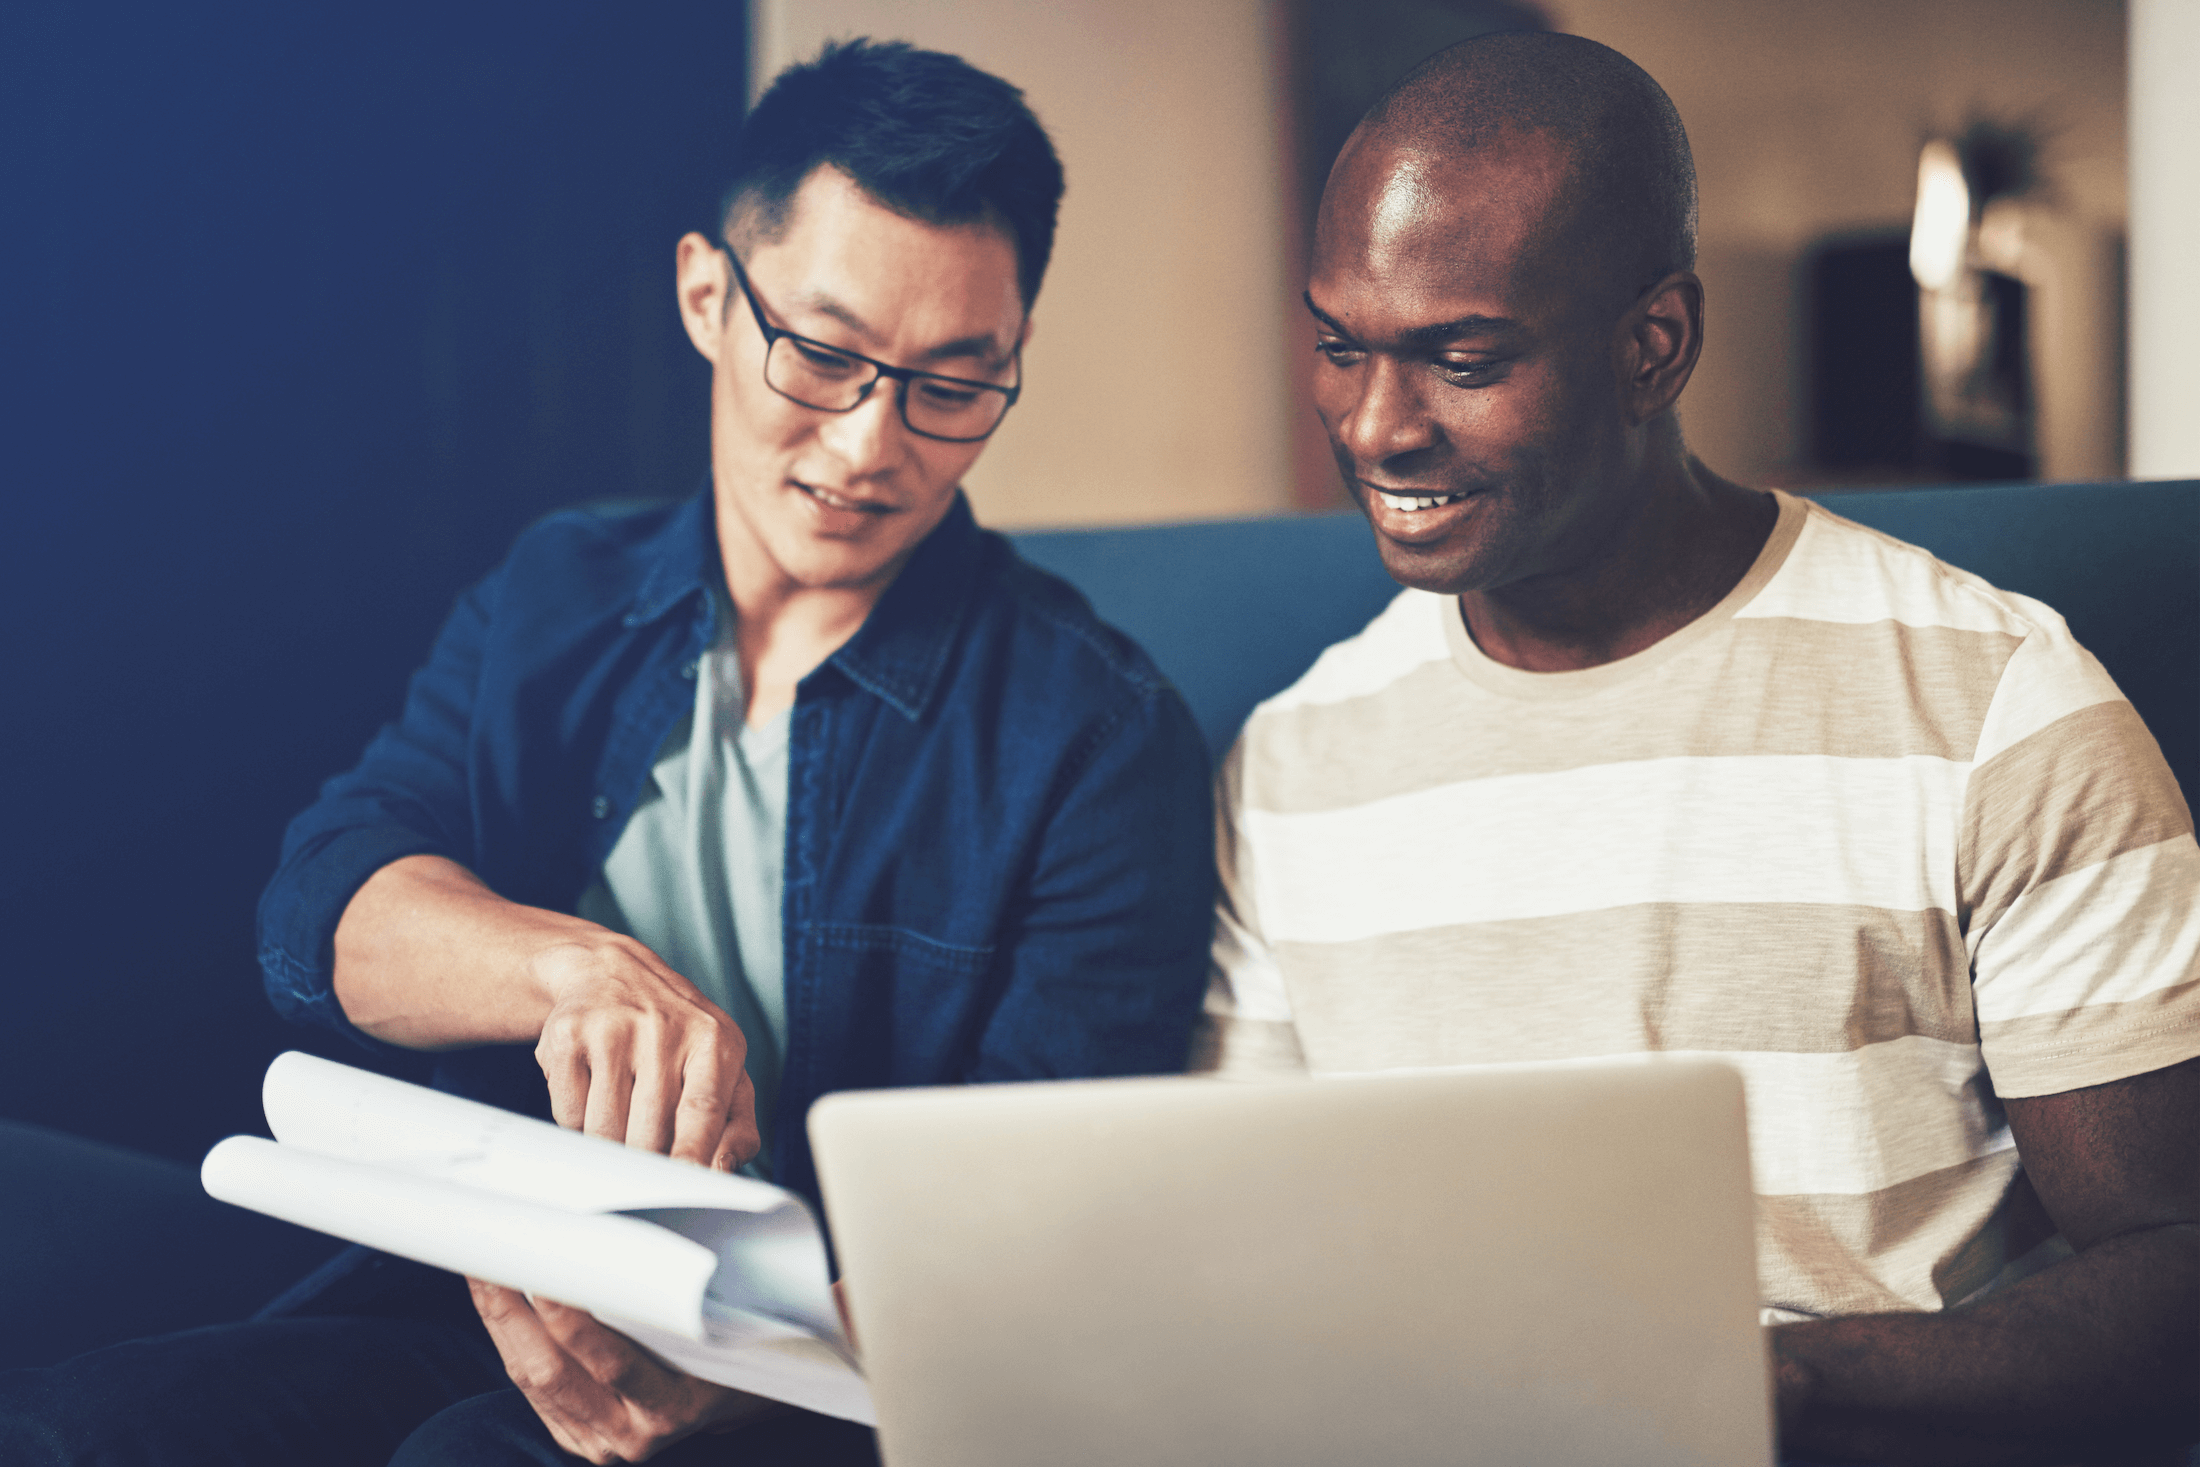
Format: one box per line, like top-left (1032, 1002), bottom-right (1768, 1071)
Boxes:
top-left (1199, 31), bottom-right (2199, 1465)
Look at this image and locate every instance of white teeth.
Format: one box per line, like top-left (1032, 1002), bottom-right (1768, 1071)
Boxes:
top-left (1377, 491), bottom-right (1462, 513)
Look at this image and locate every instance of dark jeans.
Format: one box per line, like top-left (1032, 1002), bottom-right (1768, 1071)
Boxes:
top-left (0, 1124), bottom-right (879, 1466)
top-left (0, 1120), bottom-right (344, 1371)
top-left (0, 1314), bottom-right (502, 1465)
top-left (0, 1314), bottom-right (879, 1466)
top-left (391, 1389), bottom-right (883, 1466)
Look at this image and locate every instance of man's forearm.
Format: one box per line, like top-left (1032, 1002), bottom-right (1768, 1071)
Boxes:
top-left (1773, 1223), bottom-right (2198, 1464)
top-left (331, 853), bottom-right (595, 1049)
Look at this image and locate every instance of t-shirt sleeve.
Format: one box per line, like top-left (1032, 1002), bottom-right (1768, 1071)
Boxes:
top-left (1961, 606), bottom-right (2200, 1096)
top-left (1189, 739), bottom-right (1311, 1078)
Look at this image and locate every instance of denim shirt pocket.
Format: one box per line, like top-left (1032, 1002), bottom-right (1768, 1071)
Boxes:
top-left (793, 921), bottom-right (999, 1084)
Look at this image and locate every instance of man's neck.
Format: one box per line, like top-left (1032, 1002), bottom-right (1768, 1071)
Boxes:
top-left (1460, 454), bottom-right (1777, 674)
top-left (715, 509), bottom-right (897, 729)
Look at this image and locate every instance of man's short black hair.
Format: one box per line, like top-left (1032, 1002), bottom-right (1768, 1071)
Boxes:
top-left (720, 39), bottom-right (1065, 308)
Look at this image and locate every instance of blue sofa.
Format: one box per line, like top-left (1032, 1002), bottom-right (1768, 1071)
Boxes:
top-left (1014, 480), bottom-right (2200, 802)
top-left (7, 478), bottom-right (2194, 1370)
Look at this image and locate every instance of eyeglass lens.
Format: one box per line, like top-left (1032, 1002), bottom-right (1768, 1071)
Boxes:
top-left (765, 337), bottom-right (1011, 441)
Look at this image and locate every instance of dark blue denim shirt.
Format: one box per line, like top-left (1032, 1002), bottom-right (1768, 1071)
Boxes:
top-left (257, 490), bottom-right (1215, 1207)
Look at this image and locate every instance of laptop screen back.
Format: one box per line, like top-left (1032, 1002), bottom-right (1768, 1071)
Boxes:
top-left (810, 1059), bottom-right (1771, 1467)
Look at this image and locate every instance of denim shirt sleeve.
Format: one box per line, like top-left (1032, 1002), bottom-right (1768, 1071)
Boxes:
top-left (968, 682), bottom-right (1217, 1082)
top-left (255, 561), bottom-right (507, 1053)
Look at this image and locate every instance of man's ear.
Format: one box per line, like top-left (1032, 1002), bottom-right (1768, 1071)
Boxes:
top-left (1017, 314), bottom-right (1036, 352)
top-left (1616, 270), bottom-right (1703, 426)
top-left (674, 232), bottom-right (730, 364)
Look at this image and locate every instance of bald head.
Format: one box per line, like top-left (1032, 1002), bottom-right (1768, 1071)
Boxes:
top-left (1344, 31), bottom-right (1696, 302)
top-left (1302, 33), bottom-right (1718, 602)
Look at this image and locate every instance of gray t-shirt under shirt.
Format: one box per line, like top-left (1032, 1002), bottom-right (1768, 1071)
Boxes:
top-left (576, 589), bottom-right (790, 1175)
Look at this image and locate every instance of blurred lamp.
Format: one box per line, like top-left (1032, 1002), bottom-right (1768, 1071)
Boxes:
top-left (1910, 138), bottom-right (1971, 292)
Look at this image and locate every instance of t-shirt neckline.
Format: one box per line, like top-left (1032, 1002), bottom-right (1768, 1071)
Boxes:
top-left (1441, 489), bottom-right (1808, 701)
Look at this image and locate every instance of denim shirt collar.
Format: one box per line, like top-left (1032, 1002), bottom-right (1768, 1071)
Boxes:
top-left (624, 485), bottom-right (984, 722)
top-left (623, 491), bottom-right (722, 630)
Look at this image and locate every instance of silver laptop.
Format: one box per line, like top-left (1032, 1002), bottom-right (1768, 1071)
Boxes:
top-left (809, 1058), bottom-right (1771, 1467)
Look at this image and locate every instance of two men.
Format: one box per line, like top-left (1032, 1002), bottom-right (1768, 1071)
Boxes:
top-left (1202, 30), bottom-right (2199, 1463)
top-left (11, 23), bottom-right (2189, 1467)
top-left (5, 39), bottom-right (1212, 1467)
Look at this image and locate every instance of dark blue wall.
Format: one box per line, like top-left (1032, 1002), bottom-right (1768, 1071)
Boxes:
top-left (1, 3), bottom-right (747, 1162)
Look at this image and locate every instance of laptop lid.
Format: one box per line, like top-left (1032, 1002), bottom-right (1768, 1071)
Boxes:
top-left (810, 1059), bottom-right (1771, 1467)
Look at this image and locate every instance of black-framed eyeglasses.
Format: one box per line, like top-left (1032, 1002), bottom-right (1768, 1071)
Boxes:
top-left (720, 244), bottom-right (1022, 444)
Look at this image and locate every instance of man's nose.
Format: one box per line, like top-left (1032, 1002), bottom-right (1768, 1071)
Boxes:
top-left (815, 378), bottom-right (906, 476)
top-left (1333, 357), bottom-right (1439, 472)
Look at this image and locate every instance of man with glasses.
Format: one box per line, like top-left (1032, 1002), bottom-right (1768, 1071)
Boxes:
top-left (722, 248), bottom-right (1024, 444)
top-left (2, 39), bottom-right (1212, 1467)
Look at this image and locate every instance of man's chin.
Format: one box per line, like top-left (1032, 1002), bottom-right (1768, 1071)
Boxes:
top-left (1352, 485), bottom-right (1514, 596)
top-left (1367, 530), bottom-right (1492, 598)
top-left (771, 542), bottom-right (907, 593)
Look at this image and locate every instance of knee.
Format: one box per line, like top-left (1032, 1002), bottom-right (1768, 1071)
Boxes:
top-left (0, 1363), bottom-right (110, 1467)
top-left (390, 1388), bottom-right (566, 1467)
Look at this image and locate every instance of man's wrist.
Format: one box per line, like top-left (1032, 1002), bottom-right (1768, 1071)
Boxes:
top-left (1768, 1329), bottom-right (1821, 1445)
top-left (523, 926), bottom-right (634, 1009)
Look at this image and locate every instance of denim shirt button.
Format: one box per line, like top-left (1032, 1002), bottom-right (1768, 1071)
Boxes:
top-left (591, 795), bottom-right (611, 819)
top-left (681, 661), bottom-right (699, 680)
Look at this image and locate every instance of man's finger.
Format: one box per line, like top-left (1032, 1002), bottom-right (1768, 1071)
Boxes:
top-left (537, 1026), bottom-right (590, 1131)
top-left (468, 1277), bottom-right (524, 1325)
top-left (470, 1281), bottom-right (585, 1389)
top-left (624, 1039), bottom-right (678, 1156)
top-left (672, 1045), bottom-right (740, 1167)
top-left (580, 1050), bottom-right (635, 1143)
top-left (708, 1122), bottom-right (743, 1174)
top-left (470, 1283), bottom-right (627, 1463)
top-left (543, 1416), bottom-right (617, 1467)
top-left (535, 1298), bottom-right (677, 1399)
top-left (533, 1299), bottom-right (726, 1459)
top-left (714, 1068), bottom-right (762, 1172)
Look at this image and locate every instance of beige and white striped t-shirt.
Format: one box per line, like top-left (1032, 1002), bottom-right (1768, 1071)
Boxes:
top-left (1199, 490), bottom-right (2200, 1321)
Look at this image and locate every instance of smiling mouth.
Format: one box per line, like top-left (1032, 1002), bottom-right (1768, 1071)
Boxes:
top-left (1370, 488), bottom-right (1468, 513)
top-left (799, 481), bottom-right (892, 515)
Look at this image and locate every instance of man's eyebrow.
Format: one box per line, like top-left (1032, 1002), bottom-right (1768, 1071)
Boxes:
top-left (793, 291), bottom-right (1010, 368)
top-left (915, 333), bottom-right (1011, 367)
top-left (1302, 291), bottom-right (1518, 345)
top-left (1303, 293), bottom-right (1351, 336)
top-left (793, 292), bottom-right (883, 346)
top-left (1399, 313), bottom-right (1517, 345)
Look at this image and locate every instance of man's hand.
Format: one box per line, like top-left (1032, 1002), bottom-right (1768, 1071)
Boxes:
top-left (1770, 1056), bottom-right (2200, 1464)
top-left (470, 1280), bottom-right (782, 1463)
top-left (531, 933), bottom-right (759, 1168)
top-left (333, 854), bottom-right (759, 1169)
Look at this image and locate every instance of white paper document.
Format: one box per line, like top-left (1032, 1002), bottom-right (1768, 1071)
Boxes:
top-left (201, 1052), bottom-right (872, 1424)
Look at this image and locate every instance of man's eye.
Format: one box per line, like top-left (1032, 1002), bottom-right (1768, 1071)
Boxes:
top-left (914, 380), bottom-right (983, 409)
top-left (1436, 357), bottom-right (1504, 385)
top-left (790, 340), bottom-right (862, 375)
top-left (1315, 340), bottom-right (1365, 366)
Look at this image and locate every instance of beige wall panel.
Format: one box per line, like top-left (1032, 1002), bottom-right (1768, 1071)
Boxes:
top-left (1682, 240), bottom-right (1799, 491)
top-left (753, 0), bottom-right (1296, 528)
top-left (2129, 0), bottom-right (2200, 478)
top-left (1553, 0), bottom-right (2128, 484)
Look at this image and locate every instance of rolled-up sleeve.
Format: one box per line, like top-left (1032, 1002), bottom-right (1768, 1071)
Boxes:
top-left (255, 563), bottom-right (504, 1049)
